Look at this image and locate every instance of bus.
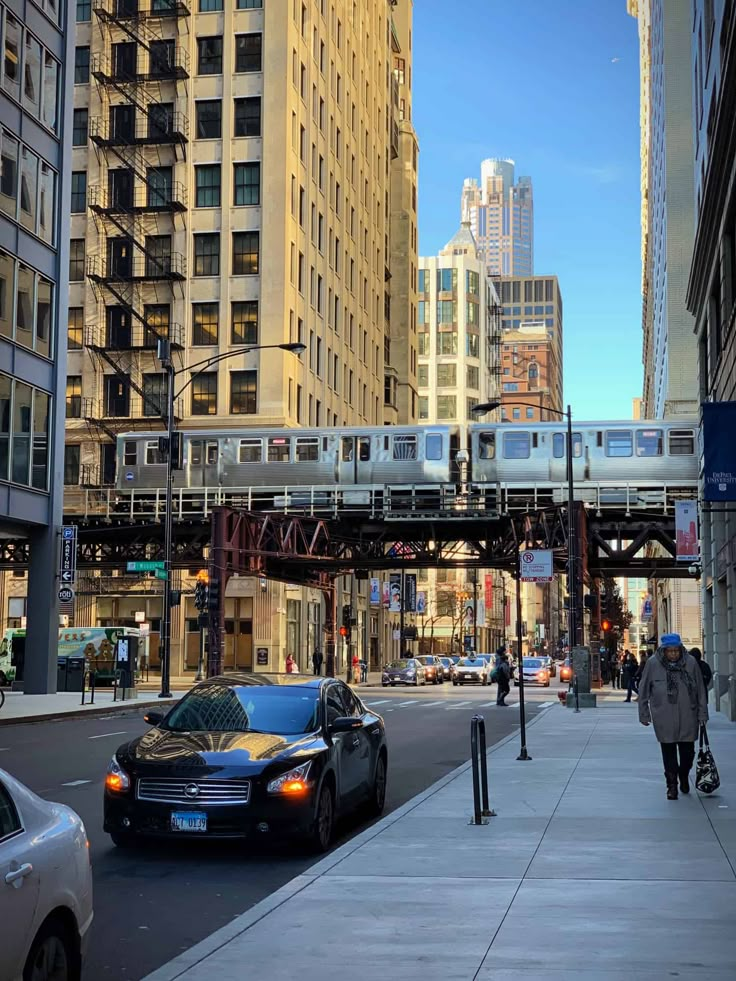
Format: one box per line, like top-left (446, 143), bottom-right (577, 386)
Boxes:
top-left (0, 626), bottom-right (149, 686)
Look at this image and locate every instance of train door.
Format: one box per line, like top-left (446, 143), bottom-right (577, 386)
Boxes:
top-left (337, 435), bottom-right (357, 485)
top-left (549, 431), bottom-right (585, 483)
top-left (188, 438), bottom-right (219, 486)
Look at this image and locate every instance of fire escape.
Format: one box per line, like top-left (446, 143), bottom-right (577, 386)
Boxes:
top-left (85, 0), bottom-right (189, 449)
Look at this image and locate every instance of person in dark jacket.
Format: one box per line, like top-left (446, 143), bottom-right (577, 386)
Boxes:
top-left (495, 654), bottom-right (511, 706)
top-left (621, 651), bottom-right (638, 702)
top-left (312, 649), bottom-right (323, 675)
top-left (638, 633), bottom-right (708, 799)
top-left (689, 647), bottom-right (712, 695)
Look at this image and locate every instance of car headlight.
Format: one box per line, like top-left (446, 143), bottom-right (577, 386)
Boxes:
top-left (267, 760), bottom-right (313, 795)
top-left (406, 670), bottom-right (415, 677)
top-left (105, 755), bottom-right (131, 793)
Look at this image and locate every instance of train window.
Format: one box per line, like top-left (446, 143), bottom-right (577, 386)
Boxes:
top-left (206, 442), bottom-right (218, 465)
top-left (596, 432), bottom-right (603, 447)
top-left (669, 430), bottom-right (695, 455)
top-left (393, 435), bottom-right (417, 460)
top-left (341, 437), bottom-right (354, 462)
top-left (296, 437), bottom-right (320, 462)
top-left (552, 433), bottom-right (583, 458)
top-left (145, 440), bottom-right (164, 465)
top-left (502, 432), bottom-right (530, 459)
top-left (123, 441), bottom-right (137, 466)
top-left (358, 437), bottom-right (371, 462)
top-left (605, 430), bottom-right (633, 457)
top-left (267, 437), bottom-right (291, 462)
top-left (190, 442), bottom-right (201, 466)
top-left (238, 439), bottom-right (261, 463)
top-left (532, 433), bottom-right (538, 449)
top-left (478, 432), bottom-right (495, 460)
top-left (636, 429), bottom-right (663, 457)
top-left (425, 433), bottom-right (442, 460)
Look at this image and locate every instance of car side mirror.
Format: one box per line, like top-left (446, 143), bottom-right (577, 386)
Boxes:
top-left (329, 716), bottom-right (362, 734)
top-left (143, 710), bottom-right (164, 726)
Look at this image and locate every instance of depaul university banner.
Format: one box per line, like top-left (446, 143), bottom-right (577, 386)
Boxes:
top-left (702, 402), bottom-right (736, 501)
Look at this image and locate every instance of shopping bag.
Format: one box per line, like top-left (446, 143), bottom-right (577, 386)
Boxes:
top-left (696, 724), bottom-right (721, 794)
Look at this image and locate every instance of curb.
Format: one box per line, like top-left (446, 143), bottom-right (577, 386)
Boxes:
top-left (142, 700), bottom-right (557, 981)
top-left (0, 697), bottom-right (179, 728)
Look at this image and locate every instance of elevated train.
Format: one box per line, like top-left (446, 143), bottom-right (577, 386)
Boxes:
top-left (114, 418), bottom-right (698, 515)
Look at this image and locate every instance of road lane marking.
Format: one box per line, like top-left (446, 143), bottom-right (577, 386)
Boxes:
top-left (62, 780), bottom-right (92, 787)
top-left (419, 700), bottom-right (446, 706)
top-left (445, 701), bottom-right (472, 709)
top-left (88, 731), bottom-right (127, 740)
top-left (398, 701), bottom-right (418, 707)
top-left (479, 701), bottom-right (497, 707)
top-left (365, 700), bottom-right (390, 706)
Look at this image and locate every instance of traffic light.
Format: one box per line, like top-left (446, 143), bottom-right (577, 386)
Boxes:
top-left (208, 579), bottom-right (221, 612)
top-left (601, 619), bottom-right (611, 632)
top-left (339, 625), bottom-right (349, 638)
top-left (194, 580), bottom-right (208, 611)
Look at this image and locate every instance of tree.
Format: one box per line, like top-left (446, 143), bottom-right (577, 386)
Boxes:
top-left (601, 576), bottom-right (633, 652)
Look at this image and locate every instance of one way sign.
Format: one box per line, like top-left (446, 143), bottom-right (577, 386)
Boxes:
top-left (60, 525), bottom-right (77, 586)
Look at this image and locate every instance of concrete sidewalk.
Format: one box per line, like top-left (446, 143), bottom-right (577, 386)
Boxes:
top-left (0, 689), bottom-right (184, 725)
top-left (144, 701), bottom-right (736, 981)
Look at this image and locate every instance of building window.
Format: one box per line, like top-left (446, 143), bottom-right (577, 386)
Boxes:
top-left (191, 373), bottom-right (217, 415)
top-left (232, 231), bottom-right (259, 274)
top-left (436, 332), bottom-right (457, 355)
top-left (195, 100), bottom-right (222, 138)
top-left (64, 445), bottom-right (80, 485)
top-left (418, 396), bottom-right (429, 419)
top-left (70, 171), bottom-right (86, 212)
top-left (437, 300), bottom-right (456, 324)
top-left (231, 301), bottom-right (258, 345)
top-left (194, 233), bottom-right (220, 276)
top-left (72, 108), bottom-right (88, 145)
top-left (197, 37), bottom-right (223, 75)
top-left (104, 376), bottom-right (130, 417)
top-left (466, 333), bottom-right (480, 358)
top-left (437, 363), bottom-right (456, 387)
top-left (437, 395), bottom-right (456, 420)
top-left (236, 0), bottom-right (262, 7)
top-left (466, 365), bottom-right (479, 389)
top-left (66, 376), bottom-right (82, 418)
top-left (195, 164), bottom-right (221, 207)
top-left (192, 303), bottom-right (219, 345)
top-left (234, 96), bottom-right (261, 136)
top-left (512, 408), bottom-right (521, 420)
top-left (233, 162), bottom-right (260, 205)
top-left (68, 307), bottom-right (83, 350)
top-left (142, 373), bottom-right (166, 417)
top-left (74, 46), bottom-right (90, 84)
top-left (230, 370), bottom-right (257, 413)
top-left (436, 268), bottom-right (456, 292)
top-left (69, 239), bottom-right (85, 281)
top-left (417, 364), bottom-right (428, 387)
top-left (76, 0), bottom-right (91, 19)
top-left (199, 0), bottom-right (222, 9)
top-left (235, 33), bottom-right (262, 72)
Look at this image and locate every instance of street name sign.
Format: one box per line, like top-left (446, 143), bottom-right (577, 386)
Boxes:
top-left (127, 561), bottom-right (166, 572)
top-left (520, 549), bottom-right (553, 583)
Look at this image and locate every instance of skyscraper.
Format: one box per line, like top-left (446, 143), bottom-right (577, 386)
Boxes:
top-left (461, 158), bottom-right (534, 277)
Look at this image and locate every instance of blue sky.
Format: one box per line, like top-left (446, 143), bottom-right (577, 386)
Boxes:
top-left (413, 0), bottom-right (643, 420)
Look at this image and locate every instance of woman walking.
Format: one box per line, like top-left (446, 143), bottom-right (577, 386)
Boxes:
top-left (638, 633), bottom-right (708, 799)
top-left (621, 650), bottom-right (638, 702)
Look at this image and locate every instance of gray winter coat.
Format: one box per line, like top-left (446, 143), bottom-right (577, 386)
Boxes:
top-left (638, 651), bottom-right (708, 743)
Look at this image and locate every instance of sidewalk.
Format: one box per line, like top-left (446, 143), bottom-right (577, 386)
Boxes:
top-left (0, 689), bottom-right (184, 726)
top-left (144, 701), bottom-right (736, 981)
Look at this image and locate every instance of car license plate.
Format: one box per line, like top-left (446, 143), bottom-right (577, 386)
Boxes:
top-left (464, 673), bottom-right (473, 679)
top-left (171, 811), bottom-right (207, 832)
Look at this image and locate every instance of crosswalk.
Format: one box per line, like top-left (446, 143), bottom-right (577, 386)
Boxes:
top-left (364, 697), bottom-right (503, 712)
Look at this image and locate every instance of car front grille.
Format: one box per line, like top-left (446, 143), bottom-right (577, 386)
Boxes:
top-left (136, 777), bottom-right (251, 806)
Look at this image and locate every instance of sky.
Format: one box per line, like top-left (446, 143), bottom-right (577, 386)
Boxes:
top-left (413, 0), bottom-right (643, 421)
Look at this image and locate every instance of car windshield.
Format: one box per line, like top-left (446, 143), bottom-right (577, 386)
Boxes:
top-left (524, 658), bottom-right (543, 668)
top-left (440, 658), bottom-right (451, 665)
top-left (416, 657), bottom-right (433, 664)
top-left (458, 658), bottom-right (482, 666)
top-left (388, 660), bottom-right (412, 669)
top-left (162, 683), bottom-right (321, 735)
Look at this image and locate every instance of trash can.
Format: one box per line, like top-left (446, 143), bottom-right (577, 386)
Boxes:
top-left (65, 656), bottom-right (86, 693)
top-left (57, 657), bottom-right (67, 692)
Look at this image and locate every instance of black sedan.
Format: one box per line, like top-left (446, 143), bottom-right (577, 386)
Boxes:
top-left (103, 674), bottom-right (387, 853)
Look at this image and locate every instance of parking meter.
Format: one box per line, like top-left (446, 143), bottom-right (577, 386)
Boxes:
top-left (115, 635), bottom-right (139, 691)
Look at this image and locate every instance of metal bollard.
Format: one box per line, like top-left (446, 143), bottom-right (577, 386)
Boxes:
top-left (469, 715), bottom-right (496, 825)
top-left (81, 670), bottom-right (96, 706)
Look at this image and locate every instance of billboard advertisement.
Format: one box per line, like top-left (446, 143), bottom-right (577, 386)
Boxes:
top-left (484, 575), bottom-right (493, 609)
top-left (702, 402), bottom-right (736, 501)
top-left (416, 591), bottom-right (427, 615)
top-left (370, 578), bottom-right (380, 605)
top-left (404, 574), bottom-right (417, 613)
top-left (675, 500), bottom-right (699, 562)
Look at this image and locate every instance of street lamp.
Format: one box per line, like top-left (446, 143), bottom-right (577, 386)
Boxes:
top-left (472, 399), bottom-right (577, 757)
top-left (156, 340), bottom-right (306, 698)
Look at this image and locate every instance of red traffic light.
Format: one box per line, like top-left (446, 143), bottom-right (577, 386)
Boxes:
top-left (339, 626), bottom-right (349, 637)
top-left (602, 619), bottom-right (611, 631)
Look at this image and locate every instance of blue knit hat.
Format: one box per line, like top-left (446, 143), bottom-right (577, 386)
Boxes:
top-left (661, 633), bottom-right (682, 647)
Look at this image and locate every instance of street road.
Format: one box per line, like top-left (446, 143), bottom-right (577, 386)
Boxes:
top-left (1, 680), bottom-right (558, 980)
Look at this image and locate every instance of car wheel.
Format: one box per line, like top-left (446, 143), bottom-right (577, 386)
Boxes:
top-left (110, 831), bottom-right (138, 849)
top-left (366, 753), bottom-right (387, 817)
top-left (24, 916), bottom-right (77, 981)
top-left (308, 781), bottom-right (335, 853)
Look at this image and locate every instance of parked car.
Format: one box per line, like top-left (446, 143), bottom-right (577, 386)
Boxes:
top-left (540, 654), bottom-right (556, 678)
top-left (559, 659), bottom-right (573, 683)
top-left (0, 767), bottom-right (93, 981)
top-left (415, 655), bottom-right (443, 684)
top-left (438, 656), bottom-right (454, 681)
top-left (104, 674), bottom-right (387, 854)
top-left (514, 657), bottom-right (550, 687)
top-left (452, 655), bottom-right (490, 686)
top-left (382, 659), bottom-right (426, 687)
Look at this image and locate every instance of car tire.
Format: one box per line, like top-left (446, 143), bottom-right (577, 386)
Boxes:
top-left (365, 753), bottom-right (387, 818)
top-left (24, 914), bottom-right (79, 981)
top-left (110, 831), bottom-right (138, 849)
top-left (308, 781), bottom-right (335, 854)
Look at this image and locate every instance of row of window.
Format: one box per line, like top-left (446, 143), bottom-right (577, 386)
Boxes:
top-left (66, 370), bottom-right (258, 419)
top-left (417, 396), bottom-right (480, 422)
top-left (417, 300), bottom-right (480, 326)
top-left (0, 126), bottom-right (57, 245)
top-left (417, 268), bottom-right (482, 297)
top-left (75, 0), bottom-right (261, 19)
top-left (0, 373), bottom-right (50, 491)
top-left (476, 429), bottom-right (696, 461)
top-left (1, 7), bottom-right (60, 134)
top-left (417, 331), bottom-right (481, 358)
top-left (0, 250), bottom-right (54, 359)
top-left (416, 364), bottom-right (481, 390)
top-left (495, 279), bottom-right (556, 304)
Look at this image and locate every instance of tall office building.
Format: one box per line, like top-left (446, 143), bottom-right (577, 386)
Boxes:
top-left (2, 0), bottom-right (418, 678)
top-left (0, 0), bottom-right (74, 691)
top-left (628, 0), bottom-right (698, 419)
top-left (687, 1), bottom-right (736, 720)
top-left (460, 158), bottom-right (533, 277)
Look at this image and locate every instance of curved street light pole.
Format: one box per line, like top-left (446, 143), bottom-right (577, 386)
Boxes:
top-left (156, 341), bottom-right (306, 698)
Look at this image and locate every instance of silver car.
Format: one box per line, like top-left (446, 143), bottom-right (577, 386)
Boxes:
top-left (452, 656), bottom-right (490, 686)
top-left (0, 768), bottom-right (93, 981)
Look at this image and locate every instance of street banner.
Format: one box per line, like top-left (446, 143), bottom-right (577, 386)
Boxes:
top-left (519, 549), bottom-right (553, 582)
top-left (370, 578), bottom-right (380, 605)
top-left (389, 574), bottom-right (401, 612)
top-left (675, 500), bottom-right (699, 561)
top-left (702, 402), bottom-right (736, 500)
top-left (642, 596), bottom-right (653, 620)
top-left (382, 581), bottom-right (390, 608)
top-left (484, 574), bottom-right (493, 609)
top-left (416, 591), bottom-right (427, 615)
top-left (404, 574), bottom-right (417, 613)
top-left (477, 600), bottom-right (486, 628)
top-left (464, 598), bottom-right (475, 625)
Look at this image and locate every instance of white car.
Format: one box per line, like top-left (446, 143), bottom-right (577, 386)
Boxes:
top-left (0, 768), bottom-right (93, 981)
top-left (452, 656), bottom-right (490, 685)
